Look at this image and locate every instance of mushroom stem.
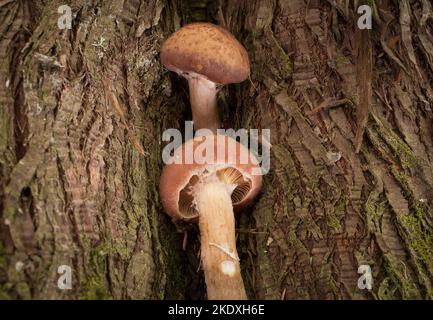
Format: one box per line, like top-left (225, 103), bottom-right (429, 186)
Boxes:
top-left (188, 77), bottom-right (220, 133)
top-left (195, 179), bottom-right (246, 300)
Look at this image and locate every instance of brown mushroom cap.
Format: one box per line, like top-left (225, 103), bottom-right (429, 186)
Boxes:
top-left (160, 23), bottom-right (250, 85)
top-left (159, 135), bottom-right (262, 221)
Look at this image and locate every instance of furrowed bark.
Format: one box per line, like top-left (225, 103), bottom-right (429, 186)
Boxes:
top-left (0, 0), bottom-right (186, 299)
top-left (225, 0), bottom-right (433, 300)
top-left (0, 0), bottom-right (432, 300)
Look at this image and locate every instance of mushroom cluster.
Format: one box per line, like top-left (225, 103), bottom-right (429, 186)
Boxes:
top-left (159, 23), bottom-right (261, 300)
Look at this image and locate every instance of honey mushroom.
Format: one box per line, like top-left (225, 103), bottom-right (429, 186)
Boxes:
top-left (159, 135), bottom-right (262, 299)
top-left (161, 23), bottom-right (250, 133)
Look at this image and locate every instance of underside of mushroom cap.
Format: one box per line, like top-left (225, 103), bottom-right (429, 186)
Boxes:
top-left (159, 135), bottom-right (262, 221)
top-left (161, 23), bottom-right (250, 85)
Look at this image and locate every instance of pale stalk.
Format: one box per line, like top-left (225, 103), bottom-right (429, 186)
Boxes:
top-left (188, 77), bottom-right (220, 134)
top-left (195, 180), bottom-right (246, 300)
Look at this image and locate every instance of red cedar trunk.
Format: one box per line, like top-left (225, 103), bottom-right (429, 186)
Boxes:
top-left (0, 0), bottom-right (432, 299)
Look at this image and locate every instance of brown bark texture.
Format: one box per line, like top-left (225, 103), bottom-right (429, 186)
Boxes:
top-left (0, 0), bottom-right (432, 299)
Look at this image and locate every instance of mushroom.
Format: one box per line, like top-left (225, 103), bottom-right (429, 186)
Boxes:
top-left (159, 134), bottom-right (262, 299)
top-left (161, 23), bottom-right (250, 133)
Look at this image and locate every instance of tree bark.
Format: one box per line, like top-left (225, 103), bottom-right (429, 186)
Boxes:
top-left (0, 0), bottom-right (432, 300)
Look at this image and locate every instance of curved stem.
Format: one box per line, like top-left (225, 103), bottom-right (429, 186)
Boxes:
top-left (188, 77), bottom-right (220, 133)
top-left (195, 180), bottom-right (246, 300)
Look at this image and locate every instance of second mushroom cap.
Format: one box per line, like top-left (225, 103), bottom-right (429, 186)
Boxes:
top-left (159, 134), bottom-right (262, 222)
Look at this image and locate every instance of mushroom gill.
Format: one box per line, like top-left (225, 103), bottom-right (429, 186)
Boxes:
top-left (177, 167), bottom-right (252, 218)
